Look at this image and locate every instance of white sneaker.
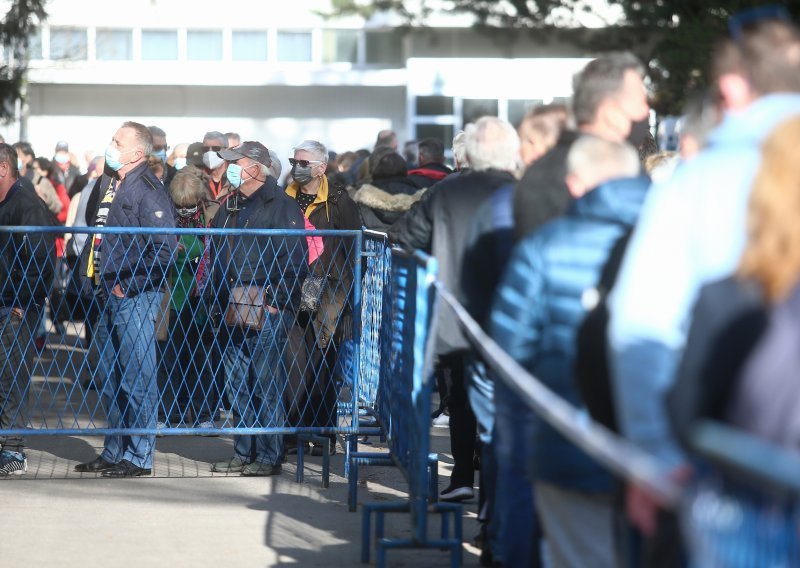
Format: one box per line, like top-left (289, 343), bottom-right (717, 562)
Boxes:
top-left (432, 414), bottom-right (450, 428)
top-left (196, 420), bottom-right (219, 437)
top-left (440, 485), bottom-right (474, 502)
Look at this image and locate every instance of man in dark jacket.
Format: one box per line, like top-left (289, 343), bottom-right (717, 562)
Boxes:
top-left (491, 136), bottom-right (646, 567)
top-left (513, 52), bottom-right (650, 240)
top-left (209, 141), bottom-right (307, 476)
top-left (407, 138), bottom-right (453, 189)
top-left (0, 143), bottom-right (55, 476)
top-left (74, 122), bottom-right (177, 478)
top-left (390, 117), bottom-right (520, 502)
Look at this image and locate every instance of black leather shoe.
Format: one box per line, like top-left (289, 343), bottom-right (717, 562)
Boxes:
top-left (74, 456), bottom-right (116, 473)
top-left (100, 459), bottom-right (152, 478)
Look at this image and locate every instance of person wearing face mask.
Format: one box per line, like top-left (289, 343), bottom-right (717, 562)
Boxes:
top-left (284, 140), bottom-right (361, 456)
top-left (74, 121), bottom-right (177, 479)
top-left (513, 52), bottom-right (650, 241)
top-left (10, 144), bottom-right (61, 216)
top-left (201, 130), bottom-right (232, 200)
top-left (167, 142), bottom-right (189, 172)
top-left (148, 125), bottom-right (175, 187)
top-left (52, 140), bottom-right (81, 197)
top-left (206, 141), bottom-right (307, 476)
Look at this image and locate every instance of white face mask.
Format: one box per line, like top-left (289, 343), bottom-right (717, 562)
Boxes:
top-left (203, 150), bottom-right (224, 170)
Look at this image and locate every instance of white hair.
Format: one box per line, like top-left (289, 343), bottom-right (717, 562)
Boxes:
top-left (464, 117), bottom-right (520, 172)
top-left (268, 149), bottom-right (282, 179)
top-left (452, 130), bottom-right (469, 168)
top-left (567, 135), bottom-right (640, 189)
top-left (292, 140), bottom-right (328, 163)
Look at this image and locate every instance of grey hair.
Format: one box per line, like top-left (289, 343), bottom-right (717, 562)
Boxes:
top-left (293, 140), bottom-right (328, 163)
top-left (203, 131), bottom-right (228, 148)
top-left (0, 143), bottom-right (19, 178)
top-left (452, 130), bottom-right (469, 168)
top-left (267, 150), bottom-right (282, 179)
top-left (122, 121), bottom-right (153, 156)
top-left (567, 135), bottom-right (640, 189)
top-left (464, 117), bottom-right (520, 172)
top-left (169, 169), bottom-right (206, 207)
top-left (147, 125), bottom-right (166, 139)
top-left (572, 52), bottom-right (645, 126)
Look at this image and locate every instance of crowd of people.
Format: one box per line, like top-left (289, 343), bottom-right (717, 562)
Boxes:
top-left (1, 10), bottom-right (800, 567)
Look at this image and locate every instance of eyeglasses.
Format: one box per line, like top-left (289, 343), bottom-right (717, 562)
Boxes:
top-left (289, 158), bottom-right (323, 168)
top-left (202, 145), bottom-right (223, 153)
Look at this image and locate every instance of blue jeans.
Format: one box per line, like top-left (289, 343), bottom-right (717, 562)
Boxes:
top-left (223, 311), bottom-right (289, 467)
top-left (99, 291), bottom-right (162, 469)
top-left (493, 379), bottom-right (543, 567)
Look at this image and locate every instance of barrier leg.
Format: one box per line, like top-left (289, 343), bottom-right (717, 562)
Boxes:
top-left (428, 453), bottom-right (439, 503)
top-left (296, 440), bottom-right (305, 483)
top-left (361, 505), bottom-right (373, 564)
top-left (322, 438), bottom-right (331, 489)
top-left (349, 459), bottom-right (359, 512)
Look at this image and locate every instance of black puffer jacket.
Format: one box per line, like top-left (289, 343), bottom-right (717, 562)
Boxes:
top-left (389, 168), bottom-right (517, 354)
top-left (351, 176), bottom-right (426, 232)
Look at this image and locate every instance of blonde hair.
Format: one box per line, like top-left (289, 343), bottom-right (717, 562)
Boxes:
top-left (739, 115), bottom-right (800, 302)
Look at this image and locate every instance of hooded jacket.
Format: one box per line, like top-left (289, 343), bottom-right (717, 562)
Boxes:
top-left (491, 175), bottom-right (650, 492)
top-left (351, 176), bottom-right (426, 232)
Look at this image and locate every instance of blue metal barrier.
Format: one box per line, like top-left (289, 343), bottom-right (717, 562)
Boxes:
top-left (356, 248), bottom-right (463, 567)
top-left (0, 226), bottom-right (361, 482)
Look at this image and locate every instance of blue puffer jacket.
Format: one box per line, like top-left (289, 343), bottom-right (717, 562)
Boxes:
top-left (490, 175), bottom-right (649, 493)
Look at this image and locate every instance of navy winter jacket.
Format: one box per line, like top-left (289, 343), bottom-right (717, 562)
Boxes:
top-left (81, 161), bottom-right (177, 298)
top-left (490, 175), bottom-right (650, 493)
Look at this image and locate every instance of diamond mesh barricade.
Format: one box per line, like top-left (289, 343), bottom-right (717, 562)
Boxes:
top-left (357, 249), bottom-right (463, 568)
top-left (0, 226), bottom-right (361, 483)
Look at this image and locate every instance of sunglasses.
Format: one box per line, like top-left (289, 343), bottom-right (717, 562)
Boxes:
top-left (289, 158), bottom-right (323, 168)
top-left (202, 145), bottom-right (223, 153)
top-left (176, 205), bottom-right (199, 217)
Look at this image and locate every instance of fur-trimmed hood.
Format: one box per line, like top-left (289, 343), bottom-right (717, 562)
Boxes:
top-left (352, 183), bottom-right (427, 213)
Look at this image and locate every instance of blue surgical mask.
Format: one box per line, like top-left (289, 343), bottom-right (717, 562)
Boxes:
top-left (174, 157), bottom-right (187, 170)
top-left (17, 158), bottom-right (23, 172)
top-left (105, 145), bottom-right (132, 172)
top-left (226, 163), bottom-right (243, 188)
top-left (54, 152), bottom-right (69, 165)
top-left (153, 149), bottom-right (167, 164)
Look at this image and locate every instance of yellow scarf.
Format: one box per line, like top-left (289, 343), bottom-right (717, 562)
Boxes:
top-left (285, 176), bottom-right (330, 222)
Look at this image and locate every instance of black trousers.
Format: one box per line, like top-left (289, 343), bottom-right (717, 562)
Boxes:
top-left (439, 351), bottom-right (477, 488)
top-left (285, 312), bottom-right (338, 430)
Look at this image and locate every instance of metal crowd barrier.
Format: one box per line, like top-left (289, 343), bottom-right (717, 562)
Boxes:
top-left (0, 226), bottom-right (362, 483)
top-left (437, 283), bottom-right (800, 567)
top-left (356, 249), bottom-right (462, 568)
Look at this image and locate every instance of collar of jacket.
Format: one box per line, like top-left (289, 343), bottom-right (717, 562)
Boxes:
top-left (118, 160), bottom-right (158, 189)
top-left (286, 175), bottom-right (330, 221)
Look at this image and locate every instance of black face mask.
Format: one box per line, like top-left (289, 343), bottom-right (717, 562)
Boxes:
top-left (627, 118), bottom-right (651, 148)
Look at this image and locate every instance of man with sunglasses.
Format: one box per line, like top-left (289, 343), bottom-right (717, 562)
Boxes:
top-left (609, 13), bottom-right (800, 557)
top-left (207, 141), bottom-right (307, 476)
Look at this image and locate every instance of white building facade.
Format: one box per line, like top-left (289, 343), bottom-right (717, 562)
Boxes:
top-left (3, 0), bottom-right (595, 165)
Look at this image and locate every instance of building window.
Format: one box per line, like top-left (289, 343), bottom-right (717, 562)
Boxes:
top-left (232, 30), bottom-right (268, 61)
top-left (322, 29), bottom-right (358, 64)
top-left (416, 124), bottom-right (454, 146)
top-left (415, 96), bottom-right (454, 116)
top-left (187, 30), bottom-right (222, 61)
top-left (462, 99), bottom-right (499, 126)
top-left (49, 27), bottom-right (87, 60)
top-left (142, 29), bottom-right (178, 61)
top-left (96, 29), bottom-right (132, 61)
top-left (277, 31), bottom-right (312, 62)
top-left (28, 30), bottom-right (42, 60)
top-left (365, 29), bottom-right (403, 65)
